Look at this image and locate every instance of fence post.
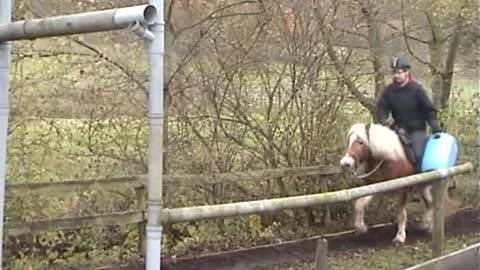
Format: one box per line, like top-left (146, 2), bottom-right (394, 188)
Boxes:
top-left (135, 186), bottom-right (146, 255)
top-left (314, 238), bottom-right (328, 270)
top-left (432, 176), bottom-right (448, 258)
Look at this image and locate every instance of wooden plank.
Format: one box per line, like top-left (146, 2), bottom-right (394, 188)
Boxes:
top-left (6, 165), bottom-right (340, 196)
top-left (4, 211), bottom-right (144, 236)
top-left (314, 238), bottom-right (328, 270)
top-left (405, 243), bottom-right (480, 270)
top-left (166, 165), bottom-right (340, 185)
top-left (432, 177), bottom-right (448, 258)
top-left (6, 175), bottom-right (144, 196)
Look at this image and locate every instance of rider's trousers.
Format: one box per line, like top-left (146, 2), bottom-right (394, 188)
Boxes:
top-left (407, 130), bottom-right (427, 172)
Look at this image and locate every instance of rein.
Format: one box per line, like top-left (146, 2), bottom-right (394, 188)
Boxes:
top-left (355, 159), bottom-right (385, 179)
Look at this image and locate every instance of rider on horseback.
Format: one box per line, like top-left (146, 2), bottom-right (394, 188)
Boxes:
top-left (376, 56), bottom-right (443, 173)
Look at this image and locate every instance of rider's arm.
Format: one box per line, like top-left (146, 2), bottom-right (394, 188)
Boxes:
top-left (416, 84), bottom-right (442, 133)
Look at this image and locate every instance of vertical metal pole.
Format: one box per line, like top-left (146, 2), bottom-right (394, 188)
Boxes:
top-left (146, 0), bottom-right (164, 269)
top-left (0, 1), bottom-right (12, 269)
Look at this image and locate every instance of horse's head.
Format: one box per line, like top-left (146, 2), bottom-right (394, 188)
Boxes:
top-left (340, 123), bottom-right (408, 175)
top-left (340, 123), bottom-right (371, 174)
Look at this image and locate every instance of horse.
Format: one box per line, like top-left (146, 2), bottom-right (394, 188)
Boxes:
top-left (339, 122), bottom-right (434, 245)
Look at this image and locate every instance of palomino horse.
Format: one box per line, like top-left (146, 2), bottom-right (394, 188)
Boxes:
top-left (340, 123), bottom-right (434, 245)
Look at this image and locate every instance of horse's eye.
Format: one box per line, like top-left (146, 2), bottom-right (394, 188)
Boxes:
top-left (358, 141), bottom-right (364, 145)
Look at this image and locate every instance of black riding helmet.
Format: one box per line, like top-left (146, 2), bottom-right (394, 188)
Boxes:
top-left (390, 56), bottom-right (410, 70)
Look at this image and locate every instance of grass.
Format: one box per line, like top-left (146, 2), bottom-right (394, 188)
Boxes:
top-left (265, 233), bottom-right (480, 270)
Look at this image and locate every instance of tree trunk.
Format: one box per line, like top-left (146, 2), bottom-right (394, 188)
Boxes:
top-left (361, 2), bottom-right (386, 99)
top-left (441, 15), bottom-right (463, 109)
top-left (429, 41), bottom-right (445, 108)
top-left (426, 11), bottom-right (463, 110)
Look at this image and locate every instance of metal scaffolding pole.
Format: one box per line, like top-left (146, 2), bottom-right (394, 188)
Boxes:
top-left (145, 0), bottom-right (165, 269)
top-left (0, 4), bottom-right (157, 42)
top-left (0, 1), bottom-right (11, 268)
top-left (0, 4), bottom-right (162, 270)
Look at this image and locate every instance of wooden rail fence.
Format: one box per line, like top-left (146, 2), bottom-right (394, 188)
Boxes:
top-left (4, 165), bottom-right (341, 245)
top-left (3, 162), bottom-right (473, 260)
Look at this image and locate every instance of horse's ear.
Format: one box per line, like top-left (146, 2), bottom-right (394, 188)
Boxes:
top-left (346, 131), bottom-right (354, 146)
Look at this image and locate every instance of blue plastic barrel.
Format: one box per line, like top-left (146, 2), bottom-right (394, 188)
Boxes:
top-left (421, 132), bottom-right (458, 172)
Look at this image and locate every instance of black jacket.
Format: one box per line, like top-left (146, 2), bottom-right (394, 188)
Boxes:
top-left (376, 80), bottom-right (441, 133)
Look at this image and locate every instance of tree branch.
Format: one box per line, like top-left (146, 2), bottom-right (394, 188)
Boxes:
top-left (378, 19), bottom-right (429, 44)
top-left (314, 4), bottom-right (375, 114)
top-left (401, 0), bottom-right (443, 77)
top-left (177, 0), bottom-right (263, 35)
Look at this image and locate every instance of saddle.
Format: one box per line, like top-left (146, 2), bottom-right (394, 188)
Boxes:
top-left (388, 124), bottom-right (417, 166)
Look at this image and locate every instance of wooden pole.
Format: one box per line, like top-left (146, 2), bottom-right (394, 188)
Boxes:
top-left (314, 238), bottom-right (328, 270)
top-left (432, 177), bottom-right (448, 258)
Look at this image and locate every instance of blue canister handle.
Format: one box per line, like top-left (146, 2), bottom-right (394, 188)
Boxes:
top-left (432, 132), bottom-right (443, 139)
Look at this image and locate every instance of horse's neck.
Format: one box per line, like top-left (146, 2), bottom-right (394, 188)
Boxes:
top-left (362, 158), bottom-right (390, 183)
top-left (366, 156), bottom-right (384, 171)
top-left (364, 155), bottom-right (415, 183)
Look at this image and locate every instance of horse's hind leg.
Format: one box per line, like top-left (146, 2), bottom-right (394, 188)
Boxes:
top-left (393, 190), bottom-right (408, 245)
top-left (420, 185), bottom-right (433, 232)
top-left (354, 195), bottom-right (373, 234)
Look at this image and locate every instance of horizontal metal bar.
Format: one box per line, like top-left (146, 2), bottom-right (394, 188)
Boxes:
top-left (162, 163), bottom-right (473, 224)
top-left (0, 4), bottom-right (158, 42)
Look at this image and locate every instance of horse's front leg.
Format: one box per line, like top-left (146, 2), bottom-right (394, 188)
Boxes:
top-left (354, 195), bottom-right (373, 234)
top-left (393, 190), bottom-right (408, 245)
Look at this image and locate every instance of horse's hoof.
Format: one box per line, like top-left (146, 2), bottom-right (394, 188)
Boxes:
top-left (354, 224), bottom-right (368, 234)
top-left (421, 223), bottom-right (433, 233)
top-left (392, 236), bottom-right (405, 246)
top-left (421, 219), bottom-right (433, 233)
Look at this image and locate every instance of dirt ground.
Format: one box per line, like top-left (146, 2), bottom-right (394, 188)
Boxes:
top-left (260, 232), bottom-right (480, 270)
top-left (92, 207), bottom-right (479, 270)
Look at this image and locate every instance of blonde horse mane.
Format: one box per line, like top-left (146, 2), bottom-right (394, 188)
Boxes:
top-left (348, 123), bottom-right (407, 161)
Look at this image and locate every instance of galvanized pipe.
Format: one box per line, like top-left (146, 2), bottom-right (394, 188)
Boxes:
top-left (145, 0), bottom-right (164, 269)
top-left (0, 1), bottom-right (11, 268)
top-left (129, 21), bottom-right (156, 41)
top-left (162, 163), bottom-right (473, 224)
top-left (0, 4), bottom-right (158, 42)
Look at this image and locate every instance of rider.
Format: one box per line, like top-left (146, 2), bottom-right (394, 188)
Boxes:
top-left (376, 56), bottom-right (443, 172)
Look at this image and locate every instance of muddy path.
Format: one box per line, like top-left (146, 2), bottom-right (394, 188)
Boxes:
top-left (99, 207), bottom-right (480, 270)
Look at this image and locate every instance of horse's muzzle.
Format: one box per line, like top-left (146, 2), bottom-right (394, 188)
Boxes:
top-left (340, 156), bottom-right (357, 178)
top-left (340, 154), bottom-right (356, 170)
top-left (341, 162), bottom-right (354, 174)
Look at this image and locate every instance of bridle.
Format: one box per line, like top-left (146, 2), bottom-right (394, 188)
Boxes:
top-left (346, 124), bottom-right (385, 180)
